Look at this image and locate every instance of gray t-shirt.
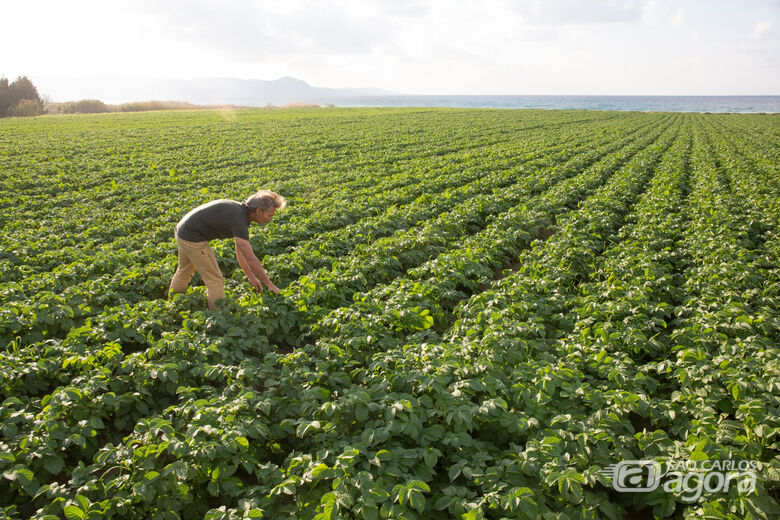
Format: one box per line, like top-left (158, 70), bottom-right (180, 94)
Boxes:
top-left (176, 199), bottom-right (250, 242)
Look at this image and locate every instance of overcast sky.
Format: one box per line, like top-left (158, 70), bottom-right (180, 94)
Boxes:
top-left (3, 0), bottom-right (779, 96)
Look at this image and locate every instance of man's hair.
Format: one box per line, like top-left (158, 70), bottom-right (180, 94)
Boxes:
top-left (244, 190), bottom-right (287, 212)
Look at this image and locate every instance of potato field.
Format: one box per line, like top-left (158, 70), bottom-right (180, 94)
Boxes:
top-left (0, 108), bottom-right (778, 519)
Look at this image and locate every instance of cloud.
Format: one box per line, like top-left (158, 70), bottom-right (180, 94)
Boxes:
top-left (507, 0), bottom-right (643, 25)
top-left (377, 0), bottom-right (431, 17)
top-left (753, 20), bottom-right (773, 38)
top-left (718, 19), bottom-right (779, 72)
top-left (642, 0), bottom-right (682, 26)
top-left (123, 0), bottom-right (392, 60)
top-left (670, 7), bottom-right (684, 28)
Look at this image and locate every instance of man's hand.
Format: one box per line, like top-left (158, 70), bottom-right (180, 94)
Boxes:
top-left (236, 237), bottom-right (279, 293)
top-left (249, 276), bottom-right (264, 292)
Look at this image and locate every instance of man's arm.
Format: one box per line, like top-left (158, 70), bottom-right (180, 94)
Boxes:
top-left (235, 243), bottom-right (263, 291)
top-left (235, 237), bottom-right (280, 294)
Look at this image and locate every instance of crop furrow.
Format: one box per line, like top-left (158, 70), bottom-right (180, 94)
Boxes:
top-left (705, 113), bottom-right (780, 153)
top-left (437, 120), bottom-right (682, 344)
top-left (697, 114), bottom-right (780, 197)
top-left (306, 116), bottom-right (680, 349)
top-left (458, 123), bottom-right (697, 510)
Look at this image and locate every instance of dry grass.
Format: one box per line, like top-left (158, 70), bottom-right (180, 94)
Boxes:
top-left (45, 100), bottom-right (252, 115)
top-left (282, 102), bottom-right (320, 108)
top-left (46, 100), bottom-right (321, 115)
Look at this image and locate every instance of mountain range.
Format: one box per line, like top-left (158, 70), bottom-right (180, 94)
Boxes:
top-left (35, 76), bottom-right (396, 106)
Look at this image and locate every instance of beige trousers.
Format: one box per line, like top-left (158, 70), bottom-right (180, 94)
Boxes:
top-left (169, 227), bottom-right (226, 309)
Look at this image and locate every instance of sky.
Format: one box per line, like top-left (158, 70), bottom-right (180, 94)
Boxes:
top-left (3, 0), bottom-right (779, 98)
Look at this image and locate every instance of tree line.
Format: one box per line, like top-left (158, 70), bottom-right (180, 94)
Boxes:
top-left (0, 76), bottom-right (44, 117)
top-left (1, 76), bottom-right (258, 117)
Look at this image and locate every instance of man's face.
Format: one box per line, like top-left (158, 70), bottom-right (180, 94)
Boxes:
top-left (256, 207), bottom-right (276, 225)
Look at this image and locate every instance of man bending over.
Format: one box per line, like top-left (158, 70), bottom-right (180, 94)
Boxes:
top-left (169, 190), bottom-right (286, 309)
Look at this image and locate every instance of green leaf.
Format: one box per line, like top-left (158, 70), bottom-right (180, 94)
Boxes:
top-left (64, 505), bottom-right (86, 520)
top-left (297, 420), bottom-right (322, 438)
top-left (44, 456), bottom-right (65, 475)
top-left (76, 494), bottom-right (90, 510)
top-left (423, 450), bottom-right (438, 468)
top-left (744, 494), bottom-right (780, 518)
top-left (355, 404), bottom-right (369, 422)
top-left (461, 509), bottom-right (481, 520)
top-left (408, 480), bottom-right (430, 492)
top-left (375, 449), bottom-right (392, 461)
top-left (434, 495), bottom-right (452, 510)
top-left (316, 492), bottom-right (337, 520)
top-left (421, 314), bottom-right (434, 329)
top-left (409, 489), bottom-right (426, 512)
top-left (34, 484), bottom-right (51, 500)
top-left (311, 463), bottom-right (330, 479)
top-left (361, 505), bottom-right (379, 520)
top-left (5, 466), bottom-right (34, 483)
top-left (168, 461), bottom-right (188, 479)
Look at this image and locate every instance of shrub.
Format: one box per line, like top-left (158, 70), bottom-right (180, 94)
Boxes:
top-left (7, 98), bottom-right (44, 117)
top-left (68, 99), bottom-right (110, 114)
top-left (46, 100), bottom-right (111, 114)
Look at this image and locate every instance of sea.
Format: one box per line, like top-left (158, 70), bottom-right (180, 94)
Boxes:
top-left (323, 95), bottom-right (780, 114)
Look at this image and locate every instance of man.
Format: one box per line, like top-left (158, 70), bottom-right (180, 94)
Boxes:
top-left (169, 190), bottom-right (286, 309)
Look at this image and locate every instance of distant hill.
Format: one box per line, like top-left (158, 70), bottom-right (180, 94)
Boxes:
top-left (35, 76), bottom-right (396, 106)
